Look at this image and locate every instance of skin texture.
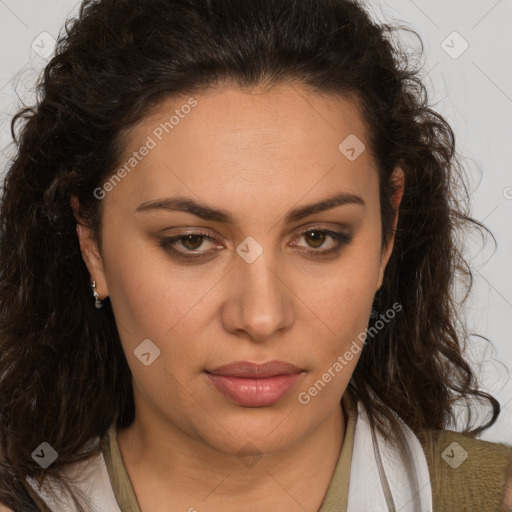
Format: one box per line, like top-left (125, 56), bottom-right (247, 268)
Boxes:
top-left (74, 84), bottom-right (404, 511)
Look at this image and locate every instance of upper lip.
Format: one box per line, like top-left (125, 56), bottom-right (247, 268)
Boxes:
top-left (207, 360), bottom-right (303, 378)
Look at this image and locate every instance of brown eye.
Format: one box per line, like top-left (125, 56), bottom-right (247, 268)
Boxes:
top-left (181, 234), bottom-right (206, 251)
top-left (158, 231), bottom-right (220, 261)
top-left (292, 227), bottom-right (353, 257)
top-left (303, 230), bottom-right (326, 249)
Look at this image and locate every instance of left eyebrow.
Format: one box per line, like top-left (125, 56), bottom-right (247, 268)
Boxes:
top-left (285, 192), bottom-right (365, 223)
top-left (135, 191), bottom-right (365, 224)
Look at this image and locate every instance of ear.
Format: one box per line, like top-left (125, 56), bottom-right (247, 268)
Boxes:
top-left (377, 166), bottom-right (404, 290)
top-left (70, 195), bottom-right (109, 299)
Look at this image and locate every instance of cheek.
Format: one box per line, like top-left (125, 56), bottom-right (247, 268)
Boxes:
top-left (314, 234), bottom-right (382, 317)
top-left (303, 235), bottom-right (382, 364)
top-left (295, 253), bottom-right (380, 407)
top-left (101, 235), bottom-right (211, 406)
top-left (101, 227), bottom-right (205, 350)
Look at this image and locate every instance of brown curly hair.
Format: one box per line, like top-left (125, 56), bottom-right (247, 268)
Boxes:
top-left (0, 0), bottom-right (499, 509)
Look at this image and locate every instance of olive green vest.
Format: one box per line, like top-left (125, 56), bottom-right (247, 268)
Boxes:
top-left (99, 391), bottom-right (512, 511)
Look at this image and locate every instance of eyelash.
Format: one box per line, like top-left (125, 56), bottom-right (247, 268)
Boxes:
top-left (158, 227), bottom-right (352, 262)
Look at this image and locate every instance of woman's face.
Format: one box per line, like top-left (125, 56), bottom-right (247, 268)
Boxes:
top-left (78, 84), bottom-right (402, 456)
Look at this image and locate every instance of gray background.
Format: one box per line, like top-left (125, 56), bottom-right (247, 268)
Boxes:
top-left (1, 0), bottom-right (511, 443)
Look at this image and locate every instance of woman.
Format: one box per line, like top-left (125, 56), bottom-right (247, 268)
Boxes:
top-left (0, 0), bottom-right (511, 510)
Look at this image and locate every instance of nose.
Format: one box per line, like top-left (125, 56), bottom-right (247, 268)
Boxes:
top-left (221, 250), bottom-right (295, 343)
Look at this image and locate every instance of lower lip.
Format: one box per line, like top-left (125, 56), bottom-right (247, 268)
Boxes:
top-left (206, 372), bottom-right (305, 407)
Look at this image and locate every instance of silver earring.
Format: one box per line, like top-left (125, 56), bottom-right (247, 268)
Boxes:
top-left (90, 280), bottom-right (103, 309)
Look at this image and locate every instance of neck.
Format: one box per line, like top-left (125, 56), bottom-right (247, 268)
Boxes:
top-left (117, 401), bottom-right (345, 512)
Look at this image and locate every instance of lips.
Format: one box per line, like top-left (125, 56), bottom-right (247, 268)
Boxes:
top-left (205, 360), bottom-right (305, 407)
top-left (207, 360), bottom-right (303, 378)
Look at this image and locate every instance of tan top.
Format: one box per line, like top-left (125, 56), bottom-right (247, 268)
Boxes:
top-left (99, 390), bottom-right (359, 512)
top-left (15, 390), bottom-right (512, 511)
top-left (97, 390), bottom-right (512, 511)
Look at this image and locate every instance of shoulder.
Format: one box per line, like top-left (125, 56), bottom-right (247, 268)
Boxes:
top-left (418, 428), bottom-right (512, 511)
top-left (25, 435), bottom-right (121, 511)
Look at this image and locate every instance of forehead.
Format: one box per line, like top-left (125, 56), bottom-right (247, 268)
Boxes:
top-left (108, 84), bottom-right (378, 215)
